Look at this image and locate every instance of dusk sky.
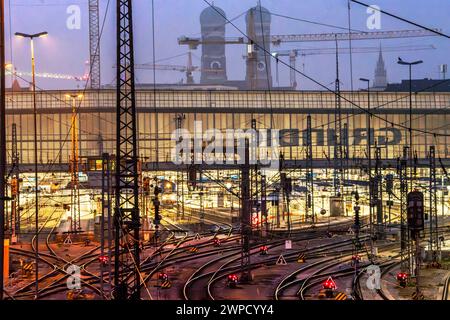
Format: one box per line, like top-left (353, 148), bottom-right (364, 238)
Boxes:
top-left (6, 0), bottom-right (450, 90)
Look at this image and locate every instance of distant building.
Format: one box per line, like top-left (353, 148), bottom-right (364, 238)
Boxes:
top-left (385, 78), bottom-right (450, 92)
top-left (200, 5), bottom-right (228, 85)
top-left (245, 4), bottom-right (272, 90)
top-left (373, 47), bottom-right (387, 90)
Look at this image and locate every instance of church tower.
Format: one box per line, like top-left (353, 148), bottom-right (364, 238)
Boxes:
top-left (373, 46), bottom-right (387, 89)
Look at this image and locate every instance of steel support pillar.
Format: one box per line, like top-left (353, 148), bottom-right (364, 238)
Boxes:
top-left (240, 139), bottom-right (252, 282)
top-left (429, 146), bottom-right (439, 259)
top-left (114, 0), bottom-right (140, 300)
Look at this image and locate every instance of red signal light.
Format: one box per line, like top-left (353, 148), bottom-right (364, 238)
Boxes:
top-left (396, 272), bottom-right (408, 280)
top-left (159, 272), bottom-right (169, 281)
top-left (98, 255), bottom-right (108, 264)
top-left (228, 274), bottom-right (238, 281)
top-left (323, 277), bottom-right (337, 290)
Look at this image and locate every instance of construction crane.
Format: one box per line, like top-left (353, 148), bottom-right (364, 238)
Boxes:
top-left (179, 29), bottom-right (440, 48)
top-left (134, 52), bottom-right (223, 84)
top-left (270, 29), bottom-right (441, 46)
top-left (179, 29), bottom-right (439, 89)
top-left (178, 36), bottom-right (245, 50)
top-left (5, 64), bottom-right (87, 82)
top-left (136, 52), bottom-right (197, 84)
top-left (271, 44), bottom-right (436, 88)
top-left (88, 0), bottom-right (101, 89)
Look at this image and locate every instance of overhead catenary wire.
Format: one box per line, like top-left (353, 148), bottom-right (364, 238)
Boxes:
top-left (201, 0), bottom-right (450, 138)
top-left (351, 0), bottom-right (450, 39)
top-left (9, 0), bottom-right (113, 196)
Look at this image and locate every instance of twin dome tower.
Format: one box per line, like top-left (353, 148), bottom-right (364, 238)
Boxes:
top-left (199, 3), bottom-right (272, 89)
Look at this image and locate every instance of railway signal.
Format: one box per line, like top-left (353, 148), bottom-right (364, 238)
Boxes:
top-left (351, 254), bottom-right (361, 266)
top-left (323, 276), bottom-right (337, 298)
top-left (407, 191), bottom-right (425, 232)
top-left (213, 237), bottom-right (221, 247)
top-left (397, 272), bottom-right (408, 288)
top-left (159, 272), bottom-right (169, 281)
top-left (98, 255), bottom-right (108, 266)
top-left (259, 245), bottom-right (268, 256)
top-left (227, 274), bottom-right (239, 288)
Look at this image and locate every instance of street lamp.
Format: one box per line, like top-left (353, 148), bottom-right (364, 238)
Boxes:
top-left (15, 31), bottom-right (47, 299)
top-left (398, 57), bottom-right (424, 298)
top-left (397, 57), bottom-right (423, 192)
top-left (360, 78), bottom-right (372, 242)
top-left (65, 94), bottom-right (83, 233)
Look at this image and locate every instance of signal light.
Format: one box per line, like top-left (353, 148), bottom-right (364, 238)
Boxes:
top-left (228, 274), bottom-right (238, 281)
top-left (396, 272), bottom-right (408, 280)
top-left (323, 278), bottom-right (337, 290)
top-left (213, 238), bottom-right (221, 246)
top-left (98, 255), bottom-right (108, 265)
top-left (260, 245), bottom-right (268, 255)
top-left (227, 274), bottom-right (239, 288)
top-left (159, 272), bottom-right (169, 281)
top-left (397, 272), bottom-right (408, 287)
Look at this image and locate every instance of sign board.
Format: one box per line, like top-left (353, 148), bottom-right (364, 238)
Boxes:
top-left (285, 240), bottom-right (292, 250)
top-left (276, 255), bottom-right (287, 265)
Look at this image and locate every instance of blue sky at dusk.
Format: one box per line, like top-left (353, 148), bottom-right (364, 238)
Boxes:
top-left (6, 0), bottom-right (450, 90)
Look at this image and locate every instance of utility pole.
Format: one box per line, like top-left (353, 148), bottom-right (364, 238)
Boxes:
top-left (399, 147), bottom-right (411, 274)
top-left (397, 58), bottom-right (423, 193)
top-left (386, 173), bottom-right (394, 225)
top-left (306, 115), bottom-right (315, 224)
top-left (333, 36), bottom-right (344, 199)
top-left (240, 138), bottom-right (252, 282)
top-left (114, 0), bottom-right (140, 300)
top-left (101, 153), bottom-right (112, 298)
top-left (175, 114), bottom-right (185, 220)
top-left (281, 172), bottom-right (292, 234)
top-left (11, 123), bottom-right (19, 241)
top-left (429, 146), bottom-right (439, 260)
top-left (360, 78), bottom-right (372, 238)
top-left (260, 174), bottom-right (268, 237)
top-left (153, 179), bottom-right (161, 245)
top-left (251, 119), bottom-right (259, 233)
top-left (68, 94), bottom-right (82, 233)
top-left (352, 190), bottom-right (361, 285)
top-left (15, 30), bottom-right (47, 300)
top-left (375, 146), bottom-right (384, 239)
top-left (0, 0), bottom-right (6, 301)
top-left (407, 191), bottom-right (425, 298)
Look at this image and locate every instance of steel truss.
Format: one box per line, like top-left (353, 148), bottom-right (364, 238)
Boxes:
top-left (114, 0), bottom-right (140, 300)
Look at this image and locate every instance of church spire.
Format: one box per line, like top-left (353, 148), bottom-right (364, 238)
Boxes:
top-left (373, 45), bottom-right (387, 88)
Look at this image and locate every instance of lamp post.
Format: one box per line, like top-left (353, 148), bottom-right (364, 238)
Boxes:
top-left (14, 31), bottom-right (47, 299)
top-left (360, 78), bottom-right (372, 241)
top-left (66, 93), bottom-right (82, 233)
top-left (397, 58), bottom-right (423, 192)
top-left (398, 57), bottom-right (423, 296)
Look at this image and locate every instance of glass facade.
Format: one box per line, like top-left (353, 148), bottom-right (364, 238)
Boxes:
top-left (5, 89), bottom-right (450, 166)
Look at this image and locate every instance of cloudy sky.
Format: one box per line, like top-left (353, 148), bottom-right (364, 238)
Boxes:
top-left (6, 0), bottom-right (450, 90)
